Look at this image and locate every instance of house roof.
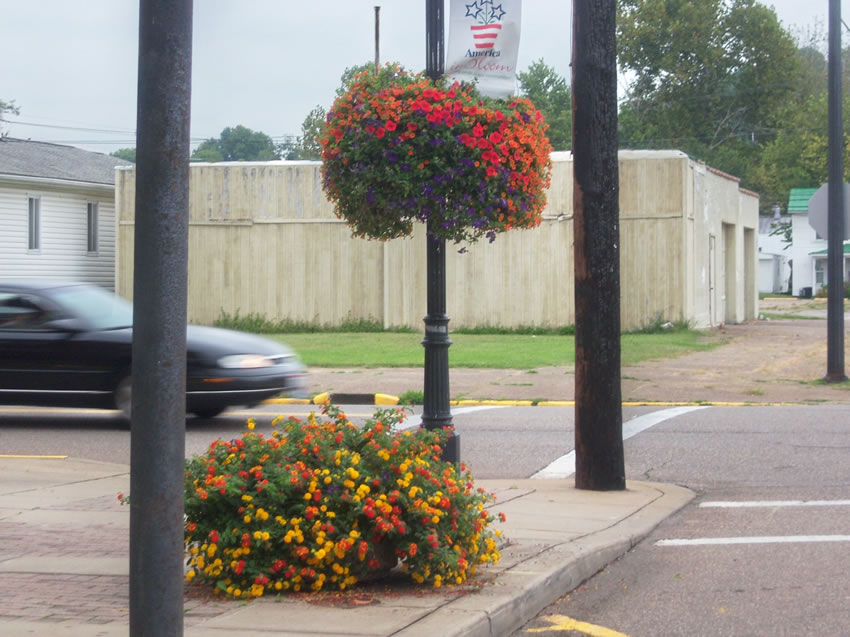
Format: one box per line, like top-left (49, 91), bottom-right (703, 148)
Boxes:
top-left (787, 187), bottom-right (819, 213)
top-left (0, 138), bottom-right (131, 185)
top-left (810, 243), bottom-right (850, 255)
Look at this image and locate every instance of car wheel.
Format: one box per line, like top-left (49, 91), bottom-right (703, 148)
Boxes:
top-left (114, 375), bottom-right (132, 420)
top-left (191, 406), bottom-right (226, 419)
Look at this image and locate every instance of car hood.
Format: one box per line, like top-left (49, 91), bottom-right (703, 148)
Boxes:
top-left (186, 325), bottom-right (296, 362)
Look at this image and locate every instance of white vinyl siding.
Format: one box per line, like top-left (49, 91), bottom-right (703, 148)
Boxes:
top-left (0, 182), bottom-right (116, 290)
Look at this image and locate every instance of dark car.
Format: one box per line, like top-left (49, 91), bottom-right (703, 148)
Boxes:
top-left (0, 280), bottom-right (307, 419)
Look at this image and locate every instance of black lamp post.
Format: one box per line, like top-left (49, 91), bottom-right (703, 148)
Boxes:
top-left (422, 0), bottom-right (459, 465)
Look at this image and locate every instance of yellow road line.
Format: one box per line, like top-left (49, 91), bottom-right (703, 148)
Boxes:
top-left (0, 454), bottom-right (68, 459)
top-left (525, 614), bottom-right (629, 636)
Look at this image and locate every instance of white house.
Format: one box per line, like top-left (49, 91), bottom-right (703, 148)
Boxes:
top-left (0, 138), bottom-right (130, 290)
top-left (758, 209), bottom-right (791, 294)
top-left (787, 186), bottom-right (850, 297)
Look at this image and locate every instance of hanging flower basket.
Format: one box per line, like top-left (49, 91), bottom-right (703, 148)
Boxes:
top-left (320, 64), bottom-right (553, 244)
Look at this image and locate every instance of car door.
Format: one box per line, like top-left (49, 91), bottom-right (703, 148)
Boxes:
top-left (0, 290), bottom-right (80, 394)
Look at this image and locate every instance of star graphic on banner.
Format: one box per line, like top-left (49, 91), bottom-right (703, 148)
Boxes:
top-left (465, 1), bottom-right (482, 19)
top-left (492, 3), bottom-right (506, 21)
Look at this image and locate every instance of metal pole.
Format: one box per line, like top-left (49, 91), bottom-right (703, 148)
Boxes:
top-left (375, 6), bottom-right (380, 73)
top-left (421, 0), bottom-right (459, 465)
top-left (130, 1), bottom-right (192, 635)
top-left (572, 0), bottom-right (625, 490)
top-left (826, 0), bottom-right (846, 381)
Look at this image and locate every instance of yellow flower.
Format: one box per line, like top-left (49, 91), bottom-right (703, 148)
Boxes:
top-left (243, 514), bottom-right (252, 523)
top-left (247, 419), bottom-right (255, 431)
top-left (185, 570), bottom-right (195, 582)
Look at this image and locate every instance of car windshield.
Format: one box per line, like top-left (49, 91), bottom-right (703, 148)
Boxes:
top-left (51, 285), bottom-right (134, 330)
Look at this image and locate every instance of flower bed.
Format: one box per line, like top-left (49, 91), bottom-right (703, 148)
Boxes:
top-left (320, 64), bottom-right (552, 244)
top-left (184, 406), bottom-right (504, 598)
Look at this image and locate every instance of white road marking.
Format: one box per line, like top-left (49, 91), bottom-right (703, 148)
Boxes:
top-left (531, 405), bottom-right (708, 479)
top-left (657, 535), bottom-right (850, 547)
top-left (700, 499), bottom-right (850, 508)
top-left (398, 405), bottom-right (507, 430)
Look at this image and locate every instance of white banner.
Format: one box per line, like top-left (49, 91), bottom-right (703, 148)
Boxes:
top-left (446, 0), bottom-right (522, 99)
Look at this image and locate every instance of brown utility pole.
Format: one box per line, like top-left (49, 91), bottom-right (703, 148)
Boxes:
top-left (572, 0), bottom-right (625, 490)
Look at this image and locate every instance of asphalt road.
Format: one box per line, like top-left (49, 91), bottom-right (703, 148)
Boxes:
top-left (3, 402), bottom-right (849, 636)
top-left (513, 405), bottom-right (850, 637)
top-left (0, 403), bottom-right (663, 478)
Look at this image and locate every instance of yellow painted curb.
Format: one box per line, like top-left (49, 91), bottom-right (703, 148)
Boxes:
top-left (452, 399), bottom-right (534, 406)
top-left (312, 392), bottom-right (330, 405)
top-left (265, 398), bottom-right (312, 405)
top-left (375, 393), bottom-right (400, 405)
top-left (536, 401), bottom-right (575, 407)
top-left (0, 454), bottom-right (68, 459)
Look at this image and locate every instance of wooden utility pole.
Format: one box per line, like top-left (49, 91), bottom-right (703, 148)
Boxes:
top-left (572, 0), bottom-right (625, 490)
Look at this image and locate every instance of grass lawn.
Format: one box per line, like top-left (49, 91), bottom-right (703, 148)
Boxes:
top-left (270, 329), bottom-right (724, 368)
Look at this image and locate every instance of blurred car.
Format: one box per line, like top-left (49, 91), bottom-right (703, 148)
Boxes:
top-left (0, 280), bottom-right (307, 419)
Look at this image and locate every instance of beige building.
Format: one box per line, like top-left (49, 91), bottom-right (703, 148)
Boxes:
top-left (114, 150), bottom-right (758, 331)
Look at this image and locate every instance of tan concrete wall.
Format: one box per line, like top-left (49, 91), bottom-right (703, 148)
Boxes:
top-left (115, 151), bottom-right (758, 331)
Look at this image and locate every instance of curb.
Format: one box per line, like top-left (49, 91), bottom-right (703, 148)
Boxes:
top-left (430, 481), bottom-right (695, 637)
top-left (267, 392), bottom-right (401, 406)
top-left (266, 396), bottom-right (802, 408)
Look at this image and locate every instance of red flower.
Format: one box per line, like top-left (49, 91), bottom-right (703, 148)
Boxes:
top-left (385, 120), bottom-right (398, 132)
top-left (407, 122), bottom-right (418, 132)
top-left (376, 128), bottom-right (386, 139)
top-left (472, 122), bottom-right (485, 137)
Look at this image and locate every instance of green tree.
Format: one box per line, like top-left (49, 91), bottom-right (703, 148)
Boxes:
top-left (191, 125), bottom-right (279, 162)
top-left (281, 106), bottom-right (326, 160)
top-left (617, 0), bottom-right (799, 188)
top-left (110, 147), bottom-right (136, 163)
top-left (749, 92), bottom-right (850, 210)
top-left (517, 59), bottom-right (571, 151)
top-left (287, 63), bottom-right (375, 160)
top-left (0, 98), bottom-right (20, 137)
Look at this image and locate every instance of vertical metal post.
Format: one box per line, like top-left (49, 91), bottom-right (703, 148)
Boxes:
top-left (375, 6), bottom-right (381, 73)
top-left (572, 0), bottom-right (625, 490)
top-left (421, 0), bottom-right (459, 465)
top-left (826, 0), bottom-right (846, 381)
top-left (129, 1), bottom-right (192, 635)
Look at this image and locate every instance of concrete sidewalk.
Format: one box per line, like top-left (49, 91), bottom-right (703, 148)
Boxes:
top-left (0, 456), bottom-right (693, 636)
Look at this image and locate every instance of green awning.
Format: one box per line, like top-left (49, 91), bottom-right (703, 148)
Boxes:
top-left (809, 243), bottom-right (850, 255)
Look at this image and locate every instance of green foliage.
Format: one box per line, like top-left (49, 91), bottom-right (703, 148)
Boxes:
top-left (183, 406), bottom-right (503, 596)
top-left (517, 59), bottom-right (571, 151)
top-left (286, 63), bottom-right (375, 160)
top-left (0, 98), bottom-right (20, 137)
top-left (264, 330), bottom-right (721, 369)
top-left (398, 390), bottom-right (424, 405)
top-left (192, 125), bottom-right (280, 162)
top-left (282, 105), bottom-right (326, 160)
top-left (628, 314), bottom-right (693, 334)
top-left (321, 64), bottom-right (552, 244)
top-left (213, 310), bottom-right (412, 334)
top-left (767, 216), bottom-right (792, 249)
top-left (748, 92), bottom-right (850, 210)
top-left (617, 0), bottom-right (799, 197)
top-left (453, 324), bottom-right (575, 335)
top-left (110, 147), bottom-right (136, 163)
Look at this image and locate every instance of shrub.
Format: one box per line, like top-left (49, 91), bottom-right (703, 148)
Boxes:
top-left (320, 64), bottom-right (553, 244)
top-left (183, 405), bottom-right (503, 598)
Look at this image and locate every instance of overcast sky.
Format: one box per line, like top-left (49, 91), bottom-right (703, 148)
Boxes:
top-left (0, 1), bottom-right (843, 154)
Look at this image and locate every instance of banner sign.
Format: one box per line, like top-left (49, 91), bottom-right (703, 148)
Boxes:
top-left (446, 0), bottom-right (522, 99)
